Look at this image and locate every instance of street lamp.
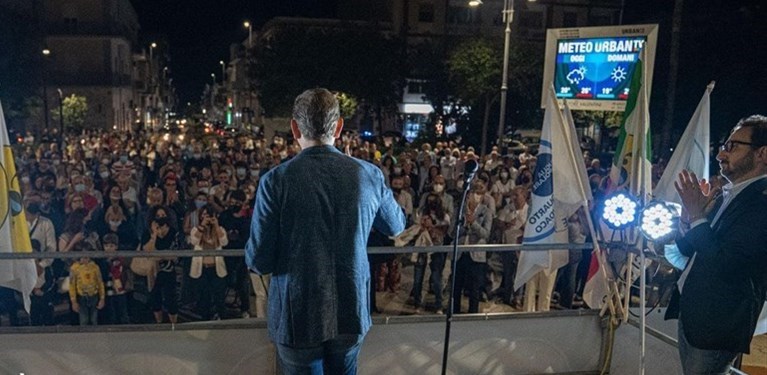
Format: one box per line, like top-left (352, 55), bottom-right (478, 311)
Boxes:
top-left (470, 0), bottom-right (519, 147)
top-left (498, 0), bottom-right (515, 147)
top-left (56, 88), bottom-right (64, 150)
top-left (243, 21), bottom-right (252, 48)
top-left (41, 49), bottom-right (51, 138)
top-left (219, 60), bottom-right (226, 83)
top-left (211, 73), bottom-right (216, 85)
top-left (149, 42), bottom-right (157, 61)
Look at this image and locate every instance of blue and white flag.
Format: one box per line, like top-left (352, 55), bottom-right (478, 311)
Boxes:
top-left (514, 86), bottom-right (591, 289)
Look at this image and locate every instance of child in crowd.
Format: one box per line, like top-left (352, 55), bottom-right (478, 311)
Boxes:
top-left (69, 242), bottom-right (105, 325)
top-left (103, 233), bottom-right (129, 324)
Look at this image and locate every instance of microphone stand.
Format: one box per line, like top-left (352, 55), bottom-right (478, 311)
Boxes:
top-left (441, 176), bottom-right (474, 375)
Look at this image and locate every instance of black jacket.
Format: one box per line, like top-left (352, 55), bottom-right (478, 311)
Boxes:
top-left (666, 177), bottom-right (767, 353)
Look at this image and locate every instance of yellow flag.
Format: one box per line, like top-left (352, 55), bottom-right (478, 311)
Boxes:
top-left (0, 101), bottom-right (36, 312)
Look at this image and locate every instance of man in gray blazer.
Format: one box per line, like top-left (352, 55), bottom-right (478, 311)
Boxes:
top-left (246, 88), bottom-right (405, 374)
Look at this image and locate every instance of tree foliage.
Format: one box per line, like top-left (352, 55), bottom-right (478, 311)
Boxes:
top-left (571, 110), bottom-right (623, 128)
top-left (52, 94), bottom-right (88, 130)
top-left (447, 38), bottom-right (501, 105)
top-left (253, 24), bottom-right (407, 118)
top-left (336, 92), bottom-right (358, 119)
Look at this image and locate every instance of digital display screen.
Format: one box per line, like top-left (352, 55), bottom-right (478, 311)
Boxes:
top-left (553, 36), bottom-right (646, 102)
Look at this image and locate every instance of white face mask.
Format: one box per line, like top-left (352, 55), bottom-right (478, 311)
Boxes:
top-left (433, 184), bottom-right (444, 193)
top-left (500, 172), bottom-right (509, 179)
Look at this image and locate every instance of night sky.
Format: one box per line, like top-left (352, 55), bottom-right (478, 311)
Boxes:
top-left (130, 0), bottom-right (338, 105)
top-left (129, 0), bottom-right (766, 140)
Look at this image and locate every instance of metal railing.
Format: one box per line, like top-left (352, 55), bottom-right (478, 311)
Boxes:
top-left (0, 242), bottom-right (595, 260)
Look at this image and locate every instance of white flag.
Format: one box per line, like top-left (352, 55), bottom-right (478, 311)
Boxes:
top-left (654, 82), bottom-right (713, 204)
top-left (563, 100), bottom-right (593, 206)
top-left (0, 101), bottom-right (37, 312)
top-left (514, 86), bottom-right (591, 289)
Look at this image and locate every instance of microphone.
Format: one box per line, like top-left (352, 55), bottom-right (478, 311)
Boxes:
top-left (442, 156), bottom-right (480, 374)
top-left (463, 159), bottom-right (479, 184)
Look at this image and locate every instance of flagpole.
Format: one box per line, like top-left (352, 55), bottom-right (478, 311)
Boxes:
top-left (558, 97), bottom-right (622, 321)
top-left (638, 46), bottom-right (650, 375)
top-left (624, 251), bottom-right (633, 323)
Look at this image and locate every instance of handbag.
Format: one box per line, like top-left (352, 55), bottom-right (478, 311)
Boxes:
top-left (130, 256), bottom-right (158, 277)
top-left (57, 276), bottom-right (70, 293)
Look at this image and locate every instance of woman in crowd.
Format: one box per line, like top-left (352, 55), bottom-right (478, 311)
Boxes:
top-left (141, 206), bottom-right (180, 324)
top-left (189, 205), bottom-right (228, 320)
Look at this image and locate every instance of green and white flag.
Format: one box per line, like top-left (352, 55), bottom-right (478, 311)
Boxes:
top-left (608, 49), bottom-right (652, 201)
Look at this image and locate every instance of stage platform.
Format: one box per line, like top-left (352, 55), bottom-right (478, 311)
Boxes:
top-left (0, 310), bottom-right (690, 374)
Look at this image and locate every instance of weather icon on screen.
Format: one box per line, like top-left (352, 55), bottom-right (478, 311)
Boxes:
top-left (611, 66), bottom-right (627, 82)
top-left (566, 66), bottom-right (587, 84)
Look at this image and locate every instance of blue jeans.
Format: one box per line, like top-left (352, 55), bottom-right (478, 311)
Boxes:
top-left (678, 319), bottom-right (737, 375)
top-left (429, 253), bottom-right (446, 309)
top-left (410, 254), bottom-right (427, 307)
top-left (78, 295), bottom-right (99, 326)
top-left (275, 334), bottom-right (364, 375)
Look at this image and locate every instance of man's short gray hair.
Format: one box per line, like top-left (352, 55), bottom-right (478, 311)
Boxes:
top-left (292, 88), bottom-right (340, 141)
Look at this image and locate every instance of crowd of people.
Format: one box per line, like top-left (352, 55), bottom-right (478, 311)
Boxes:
top-left (0, 124), bottom-right (638, 326)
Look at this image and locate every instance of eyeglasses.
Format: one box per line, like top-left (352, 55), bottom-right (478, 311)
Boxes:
top-left (720, 140), bottom-right (755, 152)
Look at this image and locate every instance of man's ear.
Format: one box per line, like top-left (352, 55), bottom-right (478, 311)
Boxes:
top-left (757, 145), bottom-right (767, 165)
top-left (333, 118), bottom-right (344, 139)
top-left (290, 119), bottom-right (302, 141)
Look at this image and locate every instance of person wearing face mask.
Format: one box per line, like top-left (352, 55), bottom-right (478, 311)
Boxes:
top-left (189, 206), bottom-right (229, 320)
top-left (516, 166), bottom-right (534, 189)
top-left (489, 186), bottom-right (528, 308)
top-left (450, 179), bottom-right (494, 314)
top-left (484, 150), bottom-right (503, 173)
top-left (218, 190), bottom-right (253, 318)
top-left (407, 193), bottom-right (451, 314)
top-left (110, 152), bottom-right (135, 177)
top-left (418, 175), bottom-right (454, 222)
top-left (491, 166), bottom-right (516, 209)
top-left (183, 192), bottom-right (209, 239)
top-left (440, 150), bottom-right (457, 186)
top-left (115, 174), bottom-right (138, 212)
top-left (95, 166), bottom-right (112, 192)
top-left (233, 162), bottom-right (249, 186)
top-left (25, 194), bottom-right (58, 326)
top-left (390, 176), bottom-right (413, 223)
top-left (141, 206), bottom-right (180, 324)
top-left (162, 173), bottom-right (186, 227)
top-left (102, 188), bottom-right (139, 251)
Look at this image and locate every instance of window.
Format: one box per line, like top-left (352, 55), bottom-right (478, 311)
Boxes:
top-left (520, 12), bottom-right (543, 29)
top-left (447, 6), bottom-right (481, 25)
top-left (418, 3), bottom-right (435, 23)
top-left (563, 12), bottom-right (578, 28)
